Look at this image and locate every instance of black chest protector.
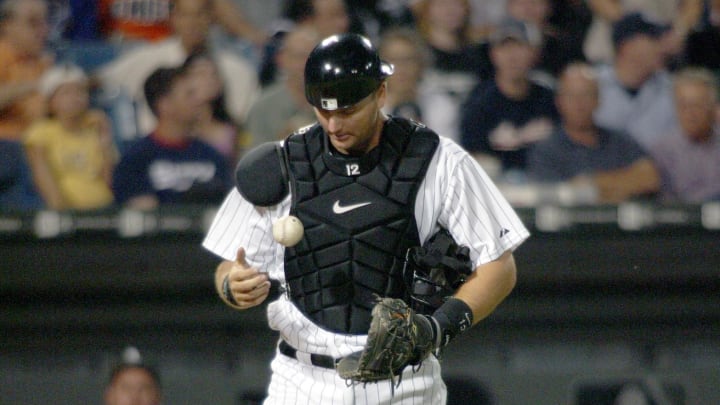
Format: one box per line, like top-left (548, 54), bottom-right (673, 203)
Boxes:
top-left (283, 117), bottom-right (439, 334)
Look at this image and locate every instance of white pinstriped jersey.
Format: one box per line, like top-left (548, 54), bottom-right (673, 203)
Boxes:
top-left (202, 135), bottom-right (529, 403)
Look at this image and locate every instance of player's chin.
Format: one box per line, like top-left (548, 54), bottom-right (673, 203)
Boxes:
top-left (329, 134), bottom-right (354, 150)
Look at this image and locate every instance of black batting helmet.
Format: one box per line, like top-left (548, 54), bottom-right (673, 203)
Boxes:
top-left (304, 33), bottom-right (394, 111)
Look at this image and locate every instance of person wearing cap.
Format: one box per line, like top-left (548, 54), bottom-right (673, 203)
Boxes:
top-left (583, 0), bottom-right (703, 65)
top-left (460, 17), bottom-right (558, 179)
top-left (23, 64), bottom-right (117, 211)
top-left (202, 33), bottom-right (529, 404)
top-left (593, 12), bottom-right (678, 151)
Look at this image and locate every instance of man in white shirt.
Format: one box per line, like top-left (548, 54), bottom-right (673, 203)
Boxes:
top-left (97, 0), bottom-right (259, 138)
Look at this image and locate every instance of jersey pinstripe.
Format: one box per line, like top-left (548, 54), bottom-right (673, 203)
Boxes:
top-left (202, 136), bottom-right (529, 404)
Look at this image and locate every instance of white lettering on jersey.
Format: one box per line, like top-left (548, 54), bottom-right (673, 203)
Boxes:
top-left (110, 0), bottom-right (170, 24)
top-left (148, 160), bottom-right (216, 191)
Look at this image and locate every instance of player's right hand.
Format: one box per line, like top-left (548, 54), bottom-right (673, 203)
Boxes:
top-left (225, 247), bottom-right (271, 308)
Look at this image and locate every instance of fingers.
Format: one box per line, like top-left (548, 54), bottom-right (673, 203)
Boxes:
top-left (230, 274), bottom-right (271, 308)
top-left (235, 246), bottom-right (249, 268)
top-left (227, 247), bottom-right (271, 308)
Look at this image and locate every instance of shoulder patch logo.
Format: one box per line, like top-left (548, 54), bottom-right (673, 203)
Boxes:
top-left (499, 228), bottom-right (510, 238)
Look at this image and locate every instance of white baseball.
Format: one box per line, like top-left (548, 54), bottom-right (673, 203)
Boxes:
top-left (272, 215), bottom-right (304, 247)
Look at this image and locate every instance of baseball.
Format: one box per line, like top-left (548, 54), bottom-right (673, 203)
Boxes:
top-left (272, 215), bottom-right (304, 247)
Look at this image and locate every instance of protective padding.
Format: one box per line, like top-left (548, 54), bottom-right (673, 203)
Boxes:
top-left (234, 142), bottom-right (289, 206)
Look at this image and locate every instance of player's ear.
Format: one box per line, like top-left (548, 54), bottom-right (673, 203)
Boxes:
top-left (235, 142), bottom-right (289, 206)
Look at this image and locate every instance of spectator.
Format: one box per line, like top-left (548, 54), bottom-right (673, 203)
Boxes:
top-left (464, 0), bottom-right (509, 40)
top-left (460, 17), bottom-right (557, 176)
top-left (104, 362), bottom-right (162, 405)
top-left (246, 26), bottom-right (320, 147)
top-left (112, 66), bottom-right (232, 210)
top-left (376, 26), bottom-right (461, 142)
top-left (0, 0), bottom-right (53, 142)
top-left (97, 0), bottom-right (259, 139)
top-left (583, 0), bottom-right (703, 65)
top-left (98, 0), bottom-right (171, 43)
top-left (593, 12), bottom-right (678, 151)
top-left (646, 67), bottom-right (720, 203)
top-left (258, 0), bottom-right (352, 86)
top-left (24, 64), bottom-right (116, 211)
top-left (182, 49), bottom-right (245, 167)
top-left (98, 0), bottom-right (267, 47)
top-left (413, 0), bottom-right (488, 141)
top-left (0, 140), bottom-right (43, 211)
top-left (527, 63), bottom-right (660, 204)
top-left (47, 0), bottom-right (101, 44)
top-left (0, 0), bottom-right (51, 211)
top-left (378, 27), bottom-right (431, 123)
top-left (684, 0), bottom-right (720, 75)
top-left (504, 0), bottom-right (589, 79)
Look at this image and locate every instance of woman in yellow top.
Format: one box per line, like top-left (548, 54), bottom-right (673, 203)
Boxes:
top-left (24, 64), bottom-right (117, 210)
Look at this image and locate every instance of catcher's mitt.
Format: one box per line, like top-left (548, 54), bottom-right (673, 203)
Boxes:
top-left (337, 297), bottom-right (435, 384)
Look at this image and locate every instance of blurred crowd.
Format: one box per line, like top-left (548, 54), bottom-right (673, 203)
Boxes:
top-left (2, 0), bottom-right (719, 212)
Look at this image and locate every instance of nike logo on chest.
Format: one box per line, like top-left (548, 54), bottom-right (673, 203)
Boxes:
top-left (332, 200), bottom-right (372, 214)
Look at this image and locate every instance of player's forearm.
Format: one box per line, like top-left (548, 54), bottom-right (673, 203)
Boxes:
top-left (454, 250), bottom-right (517, 324)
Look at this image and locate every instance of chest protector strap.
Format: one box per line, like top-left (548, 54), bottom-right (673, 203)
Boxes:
top-left (283, 117), bottom-right (439, 334)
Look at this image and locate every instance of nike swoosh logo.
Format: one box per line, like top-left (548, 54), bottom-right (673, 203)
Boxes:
top-left (332, 200), bottom-right (372, 214)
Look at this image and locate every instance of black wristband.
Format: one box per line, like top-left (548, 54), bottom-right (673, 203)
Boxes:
top-left (432, 298), bottom-right (473, 347)
top-left (222, 275), bottom-right (239, 306)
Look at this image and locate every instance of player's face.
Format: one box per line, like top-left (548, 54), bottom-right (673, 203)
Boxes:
top-left (104, 368), bottom-right (161, 405)
top-left (314, 84), bottom-right (387, 156)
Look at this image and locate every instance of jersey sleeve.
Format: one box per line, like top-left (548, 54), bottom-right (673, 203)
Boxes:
top-left (430, 139), bottom-right (530, 268)
top-left (202, 188), bottom-right (281, 272)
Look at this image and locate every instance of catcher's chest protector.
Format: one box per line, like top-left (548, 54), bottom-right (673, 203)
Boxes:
top-left (283, 117), bottom-right (439, 334)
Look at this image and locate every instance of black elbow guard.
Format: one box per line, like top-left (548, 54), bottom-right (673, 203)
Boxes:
top-left (235, 142), bottom-right (289, 206)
